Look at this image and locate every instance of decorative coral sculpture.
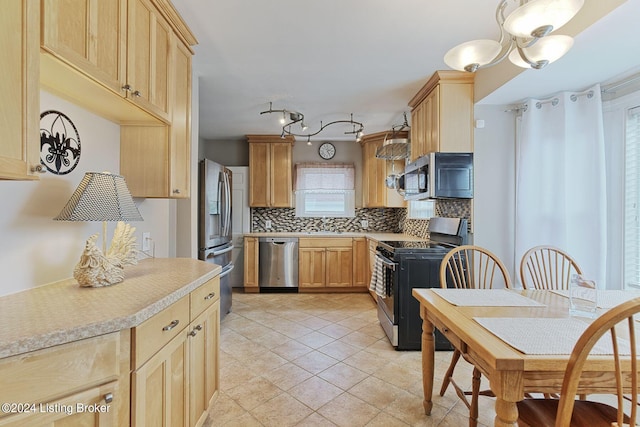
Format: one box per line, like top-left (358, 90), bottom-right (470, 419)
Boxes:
top-left (74, 222), bottom-right (138, 287)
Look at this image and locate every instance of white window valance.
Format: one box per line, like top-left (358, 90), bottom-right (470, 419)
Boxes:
top-left (294, 163), bottom-right (355, 191)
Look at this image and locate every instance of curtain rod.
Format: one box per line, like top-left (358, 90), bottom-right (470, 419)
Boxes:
top-left (601, 72), bottom-right (640, 93)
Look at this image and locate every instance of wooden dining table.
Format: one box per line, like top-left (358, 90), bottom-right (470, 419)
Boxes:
top-left (412, 288), bottom-right (637, 427)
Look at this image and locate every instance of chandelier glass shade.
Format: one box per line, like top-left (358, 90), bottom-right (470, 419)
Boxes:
top-left (508, 34), bottom-right (574, 68)
top-left (444, 0), bottom-right (584, 72)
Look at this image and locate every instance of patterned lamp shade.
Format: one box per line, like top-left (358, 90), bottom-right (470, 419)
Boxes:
top-left (55, 172), bottom-right (143, 222)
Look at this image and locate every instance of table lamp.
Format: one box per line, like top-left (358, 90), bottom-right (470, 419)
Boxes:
top-left (55, 171), bottom-right (143, 287)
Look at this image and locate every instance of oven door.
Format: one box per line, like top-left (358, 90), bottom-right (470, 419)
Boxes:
top-left (375, 252), bottom-right (399, 346)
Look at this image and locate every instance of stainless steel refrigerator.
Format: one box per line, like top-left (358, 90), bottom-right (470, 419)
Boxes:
top-left (198, 159), bottom-right (233, 319)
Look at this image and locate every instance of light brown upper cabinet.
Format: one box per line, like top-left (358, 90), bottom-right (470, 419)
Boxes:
top-left (40, 0), bottom-right (195, 125)
top-left (120, 34), bottom-right (191, 198)
top-left (41, 0), bottom-right (127, 96)
top-left (247, 135), bottom-right (295, 208)
top-left (126, 0), bottom-right (172, 121)
top-left (0, 0), bottom-right (40, 180)
top-left (359, 131), bottom-right (406, 208)
top-left (408, 71), bottom-right (474, 162)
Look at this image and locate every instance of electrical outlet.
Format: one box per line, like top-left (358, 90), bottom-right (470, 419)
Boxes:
top-left (265, 220), bottom-right (272, 229)
top-left (361, 220), bottom-right (369, 229)
top-left (142, 232), bottom-right (151, 251)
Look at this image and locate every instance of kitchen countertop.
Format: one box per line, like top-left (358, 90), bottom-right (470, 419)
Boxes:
top-left (243, 232), bottom-right (427, 241)
top-left (0, 258), bottom-right (220, 359)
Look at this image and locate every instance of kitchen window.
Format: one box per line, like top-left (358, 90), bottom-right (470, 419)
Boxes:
top-left (624, 104), bottom-right (640, 290)
top-left (294, 163), bottom-right (355, 218)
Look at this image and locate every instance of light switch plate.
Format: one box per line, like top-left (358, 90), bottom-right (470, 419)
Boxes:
top-left (361, 220), bottom-right (369, 229)
top-left (265, 220), bottom-right (272, 229)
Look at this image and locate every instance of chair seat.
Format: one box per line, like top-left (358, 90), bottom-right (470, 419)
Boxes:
top-left (517, 398), bottom-right (629, 427)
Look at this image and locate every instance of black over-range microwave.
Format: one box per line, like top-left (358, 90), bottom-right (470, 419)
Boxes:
top-left (399, 152), bottom-right (473, 200)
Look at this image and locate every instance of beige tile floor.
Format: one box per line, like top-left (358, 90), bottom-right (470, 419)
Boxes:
top-left (203, 292), bottom-right (497, 427)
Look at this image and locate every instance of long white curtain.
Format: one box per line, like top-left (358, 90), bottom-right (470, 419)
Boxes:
top-left (515, 84), bottom-right (607, 287)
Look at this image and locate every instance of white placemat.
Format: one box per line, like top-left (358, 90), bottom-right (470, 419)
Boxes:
top-left (431, 289), bottom-right (545, 307)
top-left (474, 317), bottom-right (630, 355)
top-left (550, 289), bottom-right (640, 309)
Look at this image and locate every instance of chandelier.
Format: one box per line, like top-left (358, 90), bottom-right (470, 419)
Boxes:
top-left (260, 102), bottom-right (364, 143)
top-left (444, 0), bottom-right (584, 72)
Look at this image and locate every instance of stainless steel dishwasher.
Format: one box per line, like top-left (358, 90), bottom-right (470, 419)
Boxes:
top-left (258, 237), bottom-right (299, 288)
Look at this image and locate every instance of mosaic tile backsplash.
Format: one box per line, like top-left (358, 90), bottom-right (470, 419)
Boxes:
top-left (250, 199), bottom-right (471, 239)
top-left (251, 208), bottom-right (403, 233)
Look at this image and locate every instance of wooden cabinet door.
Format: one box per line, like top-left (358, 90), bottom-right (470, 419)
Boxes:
top-left (249, 143), bottom-right (270, 207)
top-left (270, 143), bottom-right (292, 207)
top-left (362, 142), bottom-right (380, 208)
top-left (131, 328), bottom-right (189, 427)
top-left (169, 38), bottom-right (192, 198)
top-left (0, 381), bottom-right (119, 427)
top-left (189, 302), bottom-right (220, 427)
top-left (127, 0), bottom-right (171, 121)
top-left (41, 0), bottom-right (127, 95)
top-left (326, 247), bottom-right (353, 287)
top-left (425, 87), bottom-right (440, 153)
top-left (352, 238), bottom-right (368, 287)
top-left (410, 102), bottom-right (424, 162)
top-left (299, 248), bottom-right (325, 288)
top-left (243, 237), bottom-right (259, 290)
top-left (120, 125), bottom-right (170, 198)
top-left (0, 0), bottom-right (39, 180)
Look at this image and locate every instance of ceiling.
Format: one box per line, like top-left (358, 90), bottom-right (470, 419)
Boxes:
top-left (172, 0), bottom-right (640, 142)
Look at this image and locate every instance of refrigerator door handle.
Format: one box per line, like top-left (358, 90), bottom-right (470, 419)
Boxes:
top-left (219, 262), bottom-right (235, 278)
top-left (224, 170), bottom-right (232, 237)
top-left (203, 244), bottom-right (234, 259)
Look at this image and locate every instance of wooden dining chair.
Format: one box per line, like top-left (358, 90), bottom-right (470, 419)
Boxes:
top-left (517, 296), bottom-right (640, 427)
top-left (439, 245), bottom-right (512, 427)
top-left (520, 245), bottom-right (583, 290)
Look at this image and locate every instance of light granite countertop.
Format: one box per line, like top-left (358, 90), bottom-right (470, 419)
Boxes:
top-left (0, 258), bottom-right (221, 359)
top-left (243, 232), bottom-right (427, 241)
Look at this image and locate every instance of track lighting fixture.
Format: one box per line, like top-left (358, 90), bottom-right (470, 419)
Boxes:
top-left (260, 102), bottom-right (364, 141)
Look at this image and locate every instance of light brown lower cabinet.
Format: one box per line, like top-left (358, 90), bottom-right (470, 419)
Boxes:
top-left (243, 236), bottom-right (259, 292)
top-left (352, 237), bottom-right (369, 287)
top-left (298, 238), bottom-right (355, 290)
top-left (132, 278), bottom-right (220, 427)
top-left (0, 332), bottom-right (128, 427)
top-left (131, 325), bottom-right (190, 427)
top-left (0, 276), bottom-right (220, 427)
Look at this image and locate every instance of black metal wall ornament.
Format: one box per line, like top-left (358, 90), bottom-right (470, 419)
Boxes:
top-left (39, 110), bottom-right (82, 175)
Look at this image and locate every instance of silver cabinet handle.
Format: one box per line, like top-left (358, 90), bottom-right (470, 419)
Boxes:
top-left (132, 90), bottom-right (142, 97)
top-left (173, 189), bottom-right (181, 194)
top-left (162, 320), bottom-right (179, 331)
top-left (30, 164), bottom-right (46, 173)
top-left (204, 292), bottom-right (216, 300)
top-left (188, 325), bottom-right (202, 337)
top-left (122, 84), bottom-right (132, 92)
top-left (103, 393), bottom-right (113, 404)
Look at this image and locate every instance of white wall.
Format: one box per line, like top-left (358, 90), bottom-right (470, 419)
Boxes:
top-left (0, 91), bottom-right (173, 297)
top-left (473, 105), bottom-right (517, 283)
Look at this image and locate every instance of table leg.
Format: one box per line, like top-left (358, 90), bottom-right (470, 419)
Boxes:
top-left (420, 305), bottom-right (435, 415)
top-left (494, 397), bottom-right (519, 427)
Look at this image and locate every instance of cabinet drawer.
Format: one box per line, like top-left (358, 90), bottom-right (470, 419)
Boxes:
top-left (133, 296), bottom-right (189, 369)
top-left (190, 276), bottom-right (220, 320)
top-left (299, 238), bottom-right (352, 248)
top-left (0, 333), bottom-right (120, 407)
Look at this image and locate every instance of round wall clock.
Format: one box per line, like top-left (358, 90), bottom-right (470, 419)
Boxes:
top-left (39, 110), bottom-right (82, 175)
top-left (318, 142), bottom-right (336, 160)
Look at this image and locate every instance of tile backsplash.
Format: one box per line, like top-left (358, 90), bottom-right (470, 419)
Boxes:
top-left (251, 208), bottom-right (403, 233)
top-left (250, 199), bottom-right (471, 239)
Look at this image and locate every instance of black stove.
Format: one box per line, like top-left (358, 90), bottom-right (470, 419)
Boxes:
top-left (374, 217), bottom-right (468, 351)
